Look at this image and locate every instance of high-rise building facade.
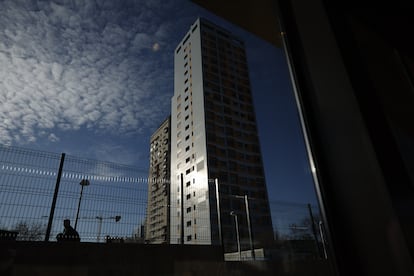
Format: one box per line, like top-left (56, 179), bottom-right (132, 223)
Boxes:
top-left (146, 116), bottom-right (171, 243)
top-left (170, 18), bottom-right (273, 250)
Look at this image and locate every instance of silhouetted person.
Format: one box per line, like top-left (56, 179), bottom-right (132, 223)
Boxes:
top-left (56, 219), bottom-right (80, 242)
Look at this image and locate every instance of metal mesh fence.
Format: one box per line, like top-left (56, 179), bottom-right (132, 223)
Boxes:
top-left (268, 200), bottom-right (323, 260)
top-left (1, 144), bottom-right (323, 259)
top-left (0, 145), bottom-right (148, 242)
top-left (167, 201), bottom-right (215, 245)
top-left (270, 200), bottom-right (320, 241)
top-left (0, 146), bottom-right (61, 241)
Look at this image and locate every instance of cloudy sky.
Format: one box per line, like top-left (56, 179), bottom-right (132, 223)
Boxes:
top-left (0, 0), bottom-right (183, 162)
top-left (0, 0), bottom-right (317, 204)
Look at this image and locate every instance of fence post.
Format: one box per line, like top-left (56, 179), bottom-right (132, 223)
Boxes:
top-left (45, 153), bottom-right (65, 242)
top-left (308, 203), bottom-right (321, 258)
top-left (215, 178), bottom-right (223, 246)
top-left (180, 173), bottom-right (184, 245)
top-left (245, 195), bottom-right (255, 260)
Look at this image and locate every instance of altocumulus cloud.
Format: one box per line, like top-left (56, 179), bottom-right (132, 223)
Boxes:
top-left (0, 0), bottom-right (177, 145)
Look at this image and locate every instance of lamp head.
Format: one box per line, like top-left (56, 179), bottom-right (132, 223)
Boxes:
top-left (80, 179), bottom-right (90, 186)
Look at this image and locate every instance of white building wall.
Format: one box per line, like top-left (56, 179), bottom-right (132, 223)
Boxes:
top-left (170, 19), bottom-right (211, 244)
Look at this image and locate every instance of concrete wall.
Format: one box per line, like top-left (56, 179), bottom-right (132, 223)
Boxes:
top-left (0, 241), bottom-right (331, 276)
top-left (1, 242), bottom-right (222, 276)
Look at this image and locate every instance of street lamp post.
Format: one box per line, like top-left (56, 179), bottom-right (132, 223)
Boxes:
top-left (230, 211), bottom-right (241, 261)
top-left (74, 179), bottom-right (90, 230)
top-left (96, 215), bottom-right (121, 242)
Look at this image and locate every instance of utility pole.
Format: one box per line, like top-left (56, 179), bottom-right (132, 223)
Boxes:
top-left (74, 179), bottom-right (90, 230)
top-left (230, 211), bottom-right (241, 261)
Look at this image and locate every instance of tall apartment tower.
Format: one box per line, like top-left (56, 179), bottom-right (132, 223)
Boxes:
top-left (146, 116), bottom-right (171, 243)
top-left (170, 18), bottom-right (273, 250)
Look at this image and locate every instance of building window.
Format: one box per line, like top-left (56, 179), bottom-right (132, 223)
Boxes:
top-left (185, 105), bottom-right (189, 111)
top-left (185, 146), bottom-right (190, 152)
top-left (186, 207), bottom-right (191, 213)
top-left (185, 135), bottom-right (190, 141)
top-left (186, 181), bottom-right (191, 187)
top-left (186, 157), bottom-right (190, 163)
top-left (185, 115), bottom-right (189, 121)
top-left (185, 125), bottom-right (189, 130)
top-left (186, 194), bottom-right (191, 200)
top-left (187, 235), bottom-right (192, 241)
top-left (186, 221), bottom-right (191, 227)
top-left (185, 96), bottom-right (189, 102)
